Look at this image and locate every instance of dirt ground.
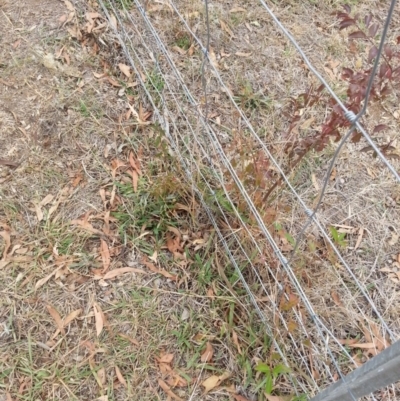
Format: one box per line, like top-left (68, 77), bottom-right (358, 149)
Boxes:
top-left (1, 0), bottom-right (400, 401)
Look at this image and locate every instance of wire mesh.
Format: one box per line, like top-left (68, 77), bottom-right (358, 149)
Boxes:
top-left (97, 0), bottom-right (400, 399)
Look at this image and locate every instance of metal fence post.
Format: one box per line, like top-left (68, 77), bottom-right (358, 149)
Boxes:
top-left (310, 340), bottom-right (400, 401)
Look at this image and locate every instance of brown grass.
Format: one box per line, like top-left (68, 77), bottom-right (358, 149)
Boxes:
top-left (1, 0), bottom-right (400, 400)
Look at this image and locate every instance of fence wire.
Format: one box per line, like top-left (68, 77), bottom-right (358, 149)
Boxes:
top-left (98, 0), bottom-right (400, 399)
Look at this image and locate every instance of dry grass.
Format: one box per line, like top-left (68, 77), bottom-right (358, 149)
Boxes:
top-left (0, 1), bottom-right (271, 400)
top-left (1, 0), bottom-right (400, 400)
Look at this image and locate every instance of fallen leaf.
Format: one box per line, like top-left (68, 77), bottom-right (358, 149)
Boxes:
top-left (166, 233), bottom-right (181, 253)
top-left (331, 291), bottom-right (343, 307)
top-left (158, 379), bottom-right (183, 401)
top-left (70, 218), bottom-right (102, 235)
top-left (172, 45), bottom-right (187, 55)
top-left (72, 171), bottom-right (83, 187)
top-left (233, 395), bottom-right (252, 401)
top-left (64, 309), bottom-right (82, 327)
top-left (347, 342), bottom-right (377, 349)
top-left (230, 7), bottom-right (246, 12)
top-left (235, 52), bottom-right (252, 57)
top-left (94, 72), bottom-right (106, 80)
top-left (131, 169), bottom-right (138, 192)
top-left (35, 265), bottom-right (63, 290)
top-left (118, 332), bottom-right (140, 346)
top-left (35, 194), bottom-right (55, 222)
top-left (111, 159), bottom-right (126, 178)
top-left (115, 366), bottom-right (127, 388)
top-left (142, 259), bottom-right (178, 281)
top-left (64, 0), bottom-right (75, 12)
top-left (109, 13), bottom-right (117, 30)
top-left (118, 63), bottom-right (131, 78)
top-left (201, 341), bottom-right (214, 362)
top-left (311, 173), bottom-right (319, 191)
top-left (129, 152), bottom-right (142, 175)
top-left (85, 12), bottom-right (102, 33)
top-left (0, 229), bottom-right (11, 260)
top-left (232, 329), bottom-right (242, 354)
top-left (354, 227), bottom-right (364, 250)
top-left (0, 159), bottom-right (19, 167)
top-left (158, 353), bottom-right (174, 364)
top-left (35, 205), bottom-right (44, 222)
top-left (208, 47), bottom-right (219, 69)
top-left (47, 304), bottom-right (65, 335)
top-left (103, 267), bottom-right (146, 279)
top-left (166, 372), bottom-right (188, 388)
top-left (181, 308), bottom-right (190, 321)
top-left (51, 308), bottom-right (82, 339)
top-left (93, 302), bottom-right (104, 337)
top-left (201, 372), bottom-right (230, 393)
top-left (100, 239), bottom-right (111, 273)
top-left (370, 321), bottom-right (390, 350)
top-left (220, 19), bottom-right (235, 38)
top-left (48, 187), bottom-right (70, 220)
top-left (106, 76), bottom-right (122, 87)
top-left (87, 12), bottom-right (101, 19)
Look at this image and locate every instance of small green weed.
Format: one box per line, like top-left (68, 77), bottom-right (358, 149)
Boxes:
top-left (78, 100), bottom-right (90, 117)
top-left (234, 81), bottom-right (271, 111)
top-left (330, 226), bottom-right (347, 248)
top-left (175, 35), bottom-right (191, 50)
top-left (255, 362), bottom-right (291, 394)
top-left (146, 70), bottom-right (165, 93)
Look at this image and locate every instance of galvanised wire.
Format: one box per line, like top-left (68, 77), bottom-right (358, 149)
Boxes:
top-left (98, 1), bottom-right (312, 394)
top-left (166, 0), bottom-right (395, 342)
top-left (97, 0), bottom-right (396, 396)
top-left (124, 3), bottom-right (390, 374)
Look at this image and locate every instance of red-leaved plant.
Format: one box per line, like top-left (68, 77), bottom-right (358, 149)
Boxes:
top-left (263, 5), bottom-right (400, 200)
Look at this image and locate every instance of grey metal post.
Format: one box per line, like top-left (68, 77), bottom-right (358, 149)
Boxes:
top-left (310, 340), bottom-right (400, 401)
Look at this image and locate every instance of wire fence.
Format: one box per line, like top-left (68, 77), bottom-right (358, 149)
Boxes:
top-left (97, 0), bottom-right (400, 399)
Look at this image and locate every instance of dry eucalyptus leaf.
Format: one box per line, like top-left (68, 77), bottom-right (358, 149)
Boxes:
top-left (109, 13), bottom-right (117, 29)
top-left (115, 366), bottom-right (127, 388)
top-left (0, 229), bottom-right (11, 260)
top-left (35, 265), bottom-right (63, 290)
top-left (202, 372), bottom-right (230, 393)
top-left (181, 308), bottom-right (190, 321)
top-left (233, 395), bottom-right (252, 401)
top-left (46, 304), bottom-right (65, 335)
top-left (131, 169), bottom-right (138, 192)
top-left (118, 332), bottom-right (140, 346)
top-left (103, 267), bottom-right (146, 280)
top-left (158, 379), bottom-right (183, 401)
top-left (118, 63), bottom-right (131, 78)
top-left (63, 0), bottom-right (75, 11)
top-left (93, 302), bottom-right (104, 337)
top-left (100, 239), bottom-right (110, 273)
top-left (230, 7), bottom-right (246, 13)
top-left (64, 309), bottom-right (82, 326)
top-left (158, 353), bottom-right (174, 364)
top-left (200, 341), bottom-right (214, 362)
top-left (235, 52), bottom-right (252, 57)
